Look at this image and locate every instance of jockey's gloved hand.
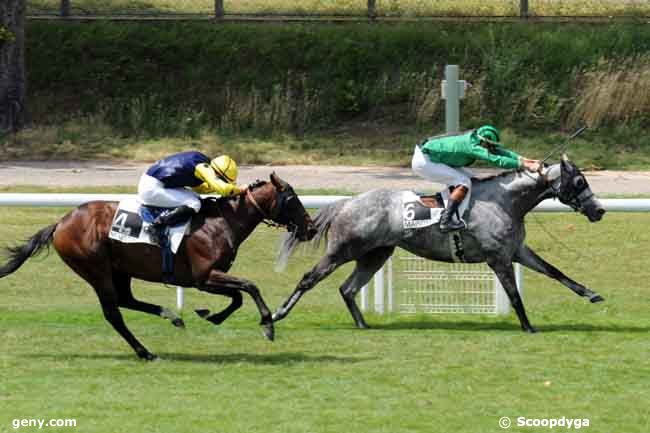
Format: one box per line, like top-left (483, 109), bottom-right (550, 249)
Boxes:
top-left (521, 158), bottom-right (541, 172)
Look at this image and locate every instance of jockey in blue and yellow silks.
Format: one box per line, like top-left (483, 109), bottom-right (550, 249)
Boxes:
top-left (137, 151), bottom-right (247, 239)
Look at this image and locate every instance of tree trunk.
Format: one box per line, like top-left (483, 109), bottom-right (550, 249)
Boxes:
top-left (0, 0), bottom-right (26, 133)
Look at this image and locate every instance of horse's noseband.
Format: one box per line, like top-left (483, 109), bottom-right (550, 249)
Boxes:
top-left (273, 191), bottom-right (300, 232)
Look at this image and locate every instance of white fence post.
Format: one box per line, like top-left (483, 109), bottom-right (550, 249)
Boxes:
top-left (176, 286), bottom-right (184, 312)
top-left (360, 284), bottom-right (368, 312)
top-left (386, 256), bottom-right (393, 312)
top-left (374, 266), bottom-right (384, 314)
top-left (495, 263), bottom-right (523, 315)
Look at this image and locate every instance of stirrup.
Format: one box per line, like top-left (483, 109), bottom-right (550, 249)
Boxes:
top-left (439, 210), bottom-right (466, 233)
top-left (144, 224), bottom-right (163, 245)
top-left (440, 219), bottom-right (466, 232)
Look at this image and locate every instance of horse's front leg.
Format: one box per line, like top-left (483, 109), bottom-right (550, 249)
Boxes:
top-left (199, 270), bottom-right (274, 341)
top-left (194, 287), bottom-right (243, 325)
top-left (272, 253), bottom-right (342, 323)
top-left (514, 244), bottom-right (604, 303)
top-left (487, 259), bottom-right (536, 333)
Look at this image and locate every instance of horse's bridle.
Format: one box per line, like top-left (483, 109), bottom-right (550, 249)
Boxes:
top-left (558, 177), bottom-right (594, 212)
top-left (246, 187), bottom-right (299, 232)
top-left (539, 165), bottom-right (593, 212)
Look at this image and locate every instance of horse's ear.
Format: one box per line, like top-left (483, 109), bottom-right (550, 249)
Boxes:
top-left (560, 153), bottom-right (577, 173)
top-left (560, 153), bottom-right (571, 172)
top-left (270, 172), bottom-right (285, 191)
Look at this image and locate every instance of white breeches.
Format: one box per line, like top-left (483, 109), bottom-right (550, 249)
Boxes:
top-left (411, 145), bottom-right (473, 200)
top-left (137, 174), bottom-right (201, 212)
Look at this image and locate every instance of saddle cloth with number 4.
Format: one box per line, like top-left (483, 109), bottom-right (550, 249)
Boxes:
top-left (108, 198), bottom-right (190, 253)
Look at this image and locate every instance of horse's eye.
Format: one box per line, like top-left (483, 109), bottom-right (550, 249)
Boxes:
top-left (573, 178), bottom-right (585, 188)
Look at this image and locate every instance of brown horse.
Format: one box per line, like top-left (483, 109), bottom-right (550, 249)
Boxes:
top-left (0, 173), bottom-right (316, 360)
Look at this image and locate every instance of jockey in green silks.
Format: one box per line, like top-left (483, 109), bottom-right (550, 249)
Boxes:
top-left (411, 125), bottom-right (541, 232)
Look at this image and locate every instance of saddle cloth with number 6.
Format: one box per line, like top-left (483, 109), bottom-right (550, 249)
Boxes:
top-left (108, 198), bottom-right (190, 253)
top-left (401, 189), bottom-right (470, 229)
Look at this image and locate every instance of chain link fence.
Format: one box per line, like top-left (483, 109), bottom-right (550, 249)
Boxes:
top-left (27, 0), bottom-right (650, 19)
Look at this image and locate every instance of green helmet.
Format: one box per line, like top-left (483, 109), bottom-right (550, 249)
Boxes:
top-left (475, 125), bottom-right (501, 146)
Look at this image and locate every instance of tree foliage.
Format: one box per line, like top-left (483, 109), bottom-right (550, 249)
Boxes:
top-left (0, 0), bottom-right (26, 133)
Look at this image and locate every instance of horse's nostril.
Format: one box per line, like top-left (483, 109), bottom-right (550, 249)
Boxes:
top-left (598, 208), bottom-right (606, 216)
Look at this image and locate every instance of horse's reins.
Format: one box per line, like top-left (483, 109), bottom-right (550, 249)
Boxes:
top-left (246, 188), bottom-right (287, 229)
top-left (532, 153), bottom-right (592, 259)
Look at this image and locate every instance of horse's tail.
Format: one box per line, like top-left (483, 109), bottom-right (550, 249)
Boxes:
top-left (275, 199), bottom-right (348, 272)
top-left (0, 224), bottom-right (57, 278)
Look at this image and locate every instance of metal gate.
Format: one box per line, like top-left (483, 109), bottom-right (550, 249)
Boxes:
top-left (360, 249), bottom-right (523, 315)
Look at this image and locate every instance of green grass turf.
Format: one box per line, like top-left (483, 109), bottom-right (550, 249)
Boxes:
top-left (0, 202), bottom-right (649, 432)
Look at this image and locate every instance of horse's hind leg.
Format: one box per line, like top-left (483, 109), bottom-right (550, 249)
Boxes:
top-left (96, 293), bottom-right (157, 360)
top-left (272, 253), bottom-right (346, 323)
top-left (339, 246), bottom-right (395, 329)
top-left (514, 244), bottom-right (603, 303)
top-left (488, 259), bottom-right (536, 333)
top-left (199, 270), bottom-right (274, 341)
top-left (113, 272), bottom-right (185, 328)
top-left (57, 254), bottom-right (156, 360)
top-left (194, 286), bottom-right (243, 325)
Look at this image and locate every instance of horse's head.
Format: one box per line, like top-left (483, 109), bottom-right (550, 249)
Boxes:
top-left (248, 173), bottom-right (317, 241)
top-left (555, 154), bottom-right (605, 222)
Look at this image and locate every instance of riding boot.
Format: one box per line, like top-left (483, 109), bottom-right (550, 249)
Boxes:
top-left (146, 205), bottom-right (195, 244)
top-left (439, 186), bottom-right (468, 233)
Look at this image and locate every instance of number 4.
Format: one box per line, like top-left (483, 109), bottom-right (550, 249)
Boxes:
top-left (114, 212), bottom-right (129, 233)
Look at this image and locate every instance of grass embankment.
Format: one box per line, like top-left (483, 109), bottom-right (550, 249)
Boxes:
top-left (8, 127), bottom-right (650, 170)
top-left (0, 197), bottom-right (649, 432)
top-left (7, 21), bottom-right (650, 168)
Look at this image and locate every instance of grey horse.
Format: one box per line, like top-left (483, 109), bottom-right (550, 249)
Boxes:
top-left (274, 156), bottom-right (606, 332)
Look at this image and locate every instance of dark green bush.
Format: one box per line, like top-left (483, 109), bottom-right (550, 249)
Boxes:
top-left (27, 21), bottom-right (650, 137)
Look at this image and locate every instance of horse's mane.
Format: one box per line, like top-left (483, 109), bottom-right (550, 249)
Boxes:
top-left (473, 162), bottom-right (554, 184)
top-left (199, 179), bottom-right (268, 213)
top-left (247, 179), bottom-right (267, 191)
top-left (472, 168), bottom-right (526, 183)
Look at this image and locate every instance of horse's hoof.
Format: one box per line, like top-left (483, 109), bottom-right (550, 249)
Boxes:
top-left (137, 349), bottom-right (158, 361)
top-left (171, 318), bottom-right (185, 328)
top-left (524, 326), bottom-right (537, 334)
top-left (355, 322), bottom-right (370, 329)
top-left (195, 309), bottom-right (210, 319)
top-left (261, 324), bottom-right (275, 341)
top-left (590, 295), bottom-right (605, 303)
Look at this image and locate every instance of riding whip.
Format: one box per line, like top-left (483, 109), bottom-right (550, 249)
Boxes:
top-left (540, 125), bottom-right (588, 164)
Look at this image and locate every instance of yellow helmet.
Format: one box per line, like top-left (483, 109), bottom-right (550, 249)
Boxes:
top-left (210, 155), bottom-right (238, 184)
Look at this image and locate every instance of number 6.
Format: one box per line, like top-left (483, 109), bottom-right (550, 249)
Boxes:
top-left (404, 203), bottom-right (415, 221)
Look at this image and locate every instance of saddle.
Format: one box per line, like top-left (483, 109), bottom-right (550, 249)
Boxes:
top-left (401, 188), bottom-right (469, 229)
top-left (416, 192), bottom-right (445, 209)
top-left (109, 199), bottom-right (193, 284)
top-left (140, 205), bottom-right (174, 225)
